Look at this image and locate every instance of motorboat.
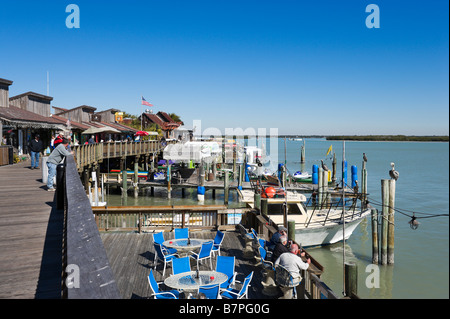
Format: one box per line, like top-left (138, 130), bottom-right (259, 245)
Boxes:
top-left (292, 171), bottom-right (311, 181)
top-left (238, 184), bottom-right (370, 247)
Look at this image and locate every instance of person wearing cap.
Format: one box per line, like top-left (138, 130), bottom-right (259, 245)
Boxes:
top-left (274, 244), bottom-right (310, 282)
top-left (268, 226), bottom-right (288, 251)
top-left (53, 132), bottom-right (64, 148)
top-left (29, 134), bottom-right (43, 170)
top-left (271, 235), bottom-right (290, 262)
top-left (46, 138), bottom-right (74, 191)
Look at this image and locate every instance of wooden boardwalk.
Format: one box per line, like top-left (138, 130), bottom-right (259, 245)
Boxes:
top-left (0, 160), bottom-right (63, 299)
top-left (100, 229), bottom-right (281, 299)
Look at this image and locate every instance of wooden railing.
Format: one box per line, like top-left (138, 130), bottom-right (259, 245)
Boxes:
top-left (91, 205), bottom-right (250, 233)
top-left (63, 155), bottom-right (121, 299)
top-left (72, 140), bottom-right (174, 171)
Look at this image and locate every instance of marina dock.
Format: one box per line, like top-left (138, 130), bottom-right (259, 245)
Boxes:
top-left (0, 152), bottom-right (340, 299)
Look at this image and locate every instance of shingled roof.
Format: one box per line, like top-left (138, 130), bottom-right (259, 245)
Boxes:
top-left (0, 105), bottom-right (63, 128)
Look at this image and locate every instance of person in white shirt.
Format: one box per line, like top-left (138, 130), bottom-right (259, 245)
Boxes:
top-left (274, 244), bottom-right (310, 281)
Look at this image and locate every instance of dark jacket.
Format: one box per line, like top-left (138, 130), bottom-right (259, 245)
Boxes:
top-left (29, 139), bottom-right (43, 153)
top-left (271, 242), bottom-right (290, 262)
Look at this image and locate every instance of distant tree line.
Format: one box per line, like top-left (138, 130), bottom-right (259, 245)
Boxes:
top-left (326, 135), bottom-right (449, 142)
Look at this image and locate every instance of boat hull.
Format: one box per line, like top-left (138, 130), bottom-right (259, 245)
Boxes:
top-left (294, 211), bottom-right (369, 247)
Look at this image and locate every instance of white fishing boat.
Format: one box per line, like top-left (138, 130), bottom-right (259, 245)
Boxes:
top-left (268, 203), bottom-right (371, 247)
top-left (237, 186), bottom-right (370, 247)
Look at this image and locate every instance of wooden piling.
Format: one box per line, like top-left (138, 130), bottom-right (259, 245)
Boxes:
top-left (322, 169), bottom-right (329, 207)
top-left (318, 167), bottom-right (323, 207)
top-left (121, 158), bottom-right (127, 199)
top-left (344, 262), bottom-right (358, 297)
top-left (388, 179), bottom-right (396, 264)
top-left (300, 142), bottom-right (305, 164)
top-left (134, 157), bottom-right (139, 198)
top-left (332, 152), bottom-right (337, 185)
top-left (261, 197), bottom-right (268, 216)
top-left (224, 169), bottom-right (229, 206)
top-left (371, 207), bottom-right (379, 264)
top-left (287, 220), bottom-right (296, 243)
top-left (211, 159), bottom-right (216, 181)
top-left (167, 163), bottom-right (171, 199)
top-left (380, 179), bottom-right (389, 265)
top-left (254, 192), bottom-right (261, 212)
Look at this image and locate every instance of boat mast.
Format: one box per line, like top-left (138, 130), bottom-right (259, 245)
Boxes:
top-left (284, 136), bottom-right (288, 227)
top-left (342, 140), bottom-right (346, 296)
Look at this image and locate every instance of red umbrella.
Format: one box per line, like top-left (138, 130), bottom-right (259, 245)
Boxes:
top-left (135, 131), bottom-right (149, 136)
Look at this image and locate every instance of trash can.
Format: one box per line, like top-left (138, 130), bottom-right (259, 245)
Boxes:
top-left (56, 163), bottom-right (65, 210)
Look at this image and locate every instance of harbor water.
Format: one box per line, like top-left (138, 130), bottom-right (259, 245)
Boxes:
top-left (105, 138), bottom-right (449, 299)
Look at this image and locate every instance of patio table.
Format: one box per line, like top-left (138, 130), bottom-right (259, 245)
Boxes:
top-left (164, 270), bottom-right (228, 293)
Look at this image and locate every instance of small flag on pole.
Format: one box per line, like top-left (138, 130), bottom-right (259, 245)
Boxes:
top-left (326, 145), bottom-right (332, 156)
top-left (141, 96), bottom-right (153, 107)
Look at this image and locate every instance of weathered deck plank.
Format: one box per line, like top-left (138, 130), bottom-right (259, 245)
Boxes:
top-left (0, 160), bottom-right (63, 299)
top-left (100, 229), bottom-right (281, 299)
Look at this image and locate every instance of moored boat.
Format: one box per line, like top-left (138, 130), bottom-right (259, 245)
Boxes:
top-left (238, 184), bottom-right (370, 247)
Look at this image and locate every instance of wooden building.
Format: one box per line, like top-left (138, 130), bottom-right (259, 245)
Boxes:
top-left (53, 105), bottom-right (97, 125)
top-left (141, 111), bottom-right (182, 138)
top-left (95, 108), bottom-right (120, 124)
top-left (0, 78), bottom-right (14, 144)
top-left (9, 91), bottom-right (53, 117)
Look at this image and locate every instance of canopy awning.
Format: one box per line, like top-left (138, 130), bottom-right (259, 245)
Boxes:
top-left (82, 126), bottom-right (121, 135)
top-left (163, 141), bottom-right (220, 162)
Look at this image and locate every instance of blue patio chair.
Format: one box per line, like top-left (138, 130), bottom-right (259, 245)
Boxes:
top-left (154, 243), bottom-right (178, 276)
top-left (172, 256), bottom-right (191, 275)
top-left (211, 230), bottom-right (225, 257)
top-left (215, 255), bottom-right (236, 291)
top-left (198, 284), bottom-right (220, 299)
top-left (153, 232), bottom-right (177, 258)
top-left (259, 246), bottom-right (274, 271)
top-left (189, 241), bottom-right (214, 270)
top-left (174, 227), bottom-right (189, 240)
top-left (258, 237), bottom-right (266, 248)
top-left (220, 271), bottom-right (254, 299)
top-left (251, 228), bottom-right (258, 239)
top-left (148, 269), bottom-right (180, 299)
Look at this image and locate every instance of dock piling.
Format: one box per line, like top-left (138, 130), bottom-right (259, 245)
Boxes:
top-left (344, 262), bottom-right (358, 297)
top-left (388, 179), bottom-right (396, 264)
top-left (371, 207), bottom-right (379, 264)
top-left (381, 179), bottom-right (389, 265)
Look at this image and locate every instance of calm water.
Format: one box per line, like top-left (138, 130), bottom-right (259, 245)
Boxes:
top-left (105, 138), bottom-right (449, 299)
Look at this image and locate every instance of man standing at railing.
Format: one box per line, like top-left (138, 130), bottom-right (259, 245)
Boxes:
top-left (46, 138), bottom-right (73, 191)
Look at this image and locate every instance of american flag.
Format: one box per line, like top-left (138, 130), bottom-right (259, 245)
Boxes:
top-left (141, 96), bottom-right (153, 107)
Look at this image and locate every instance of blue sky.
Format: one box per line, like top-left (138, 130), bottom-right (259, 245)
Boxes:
top-left (0, 0), bottom-right (448, 135)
